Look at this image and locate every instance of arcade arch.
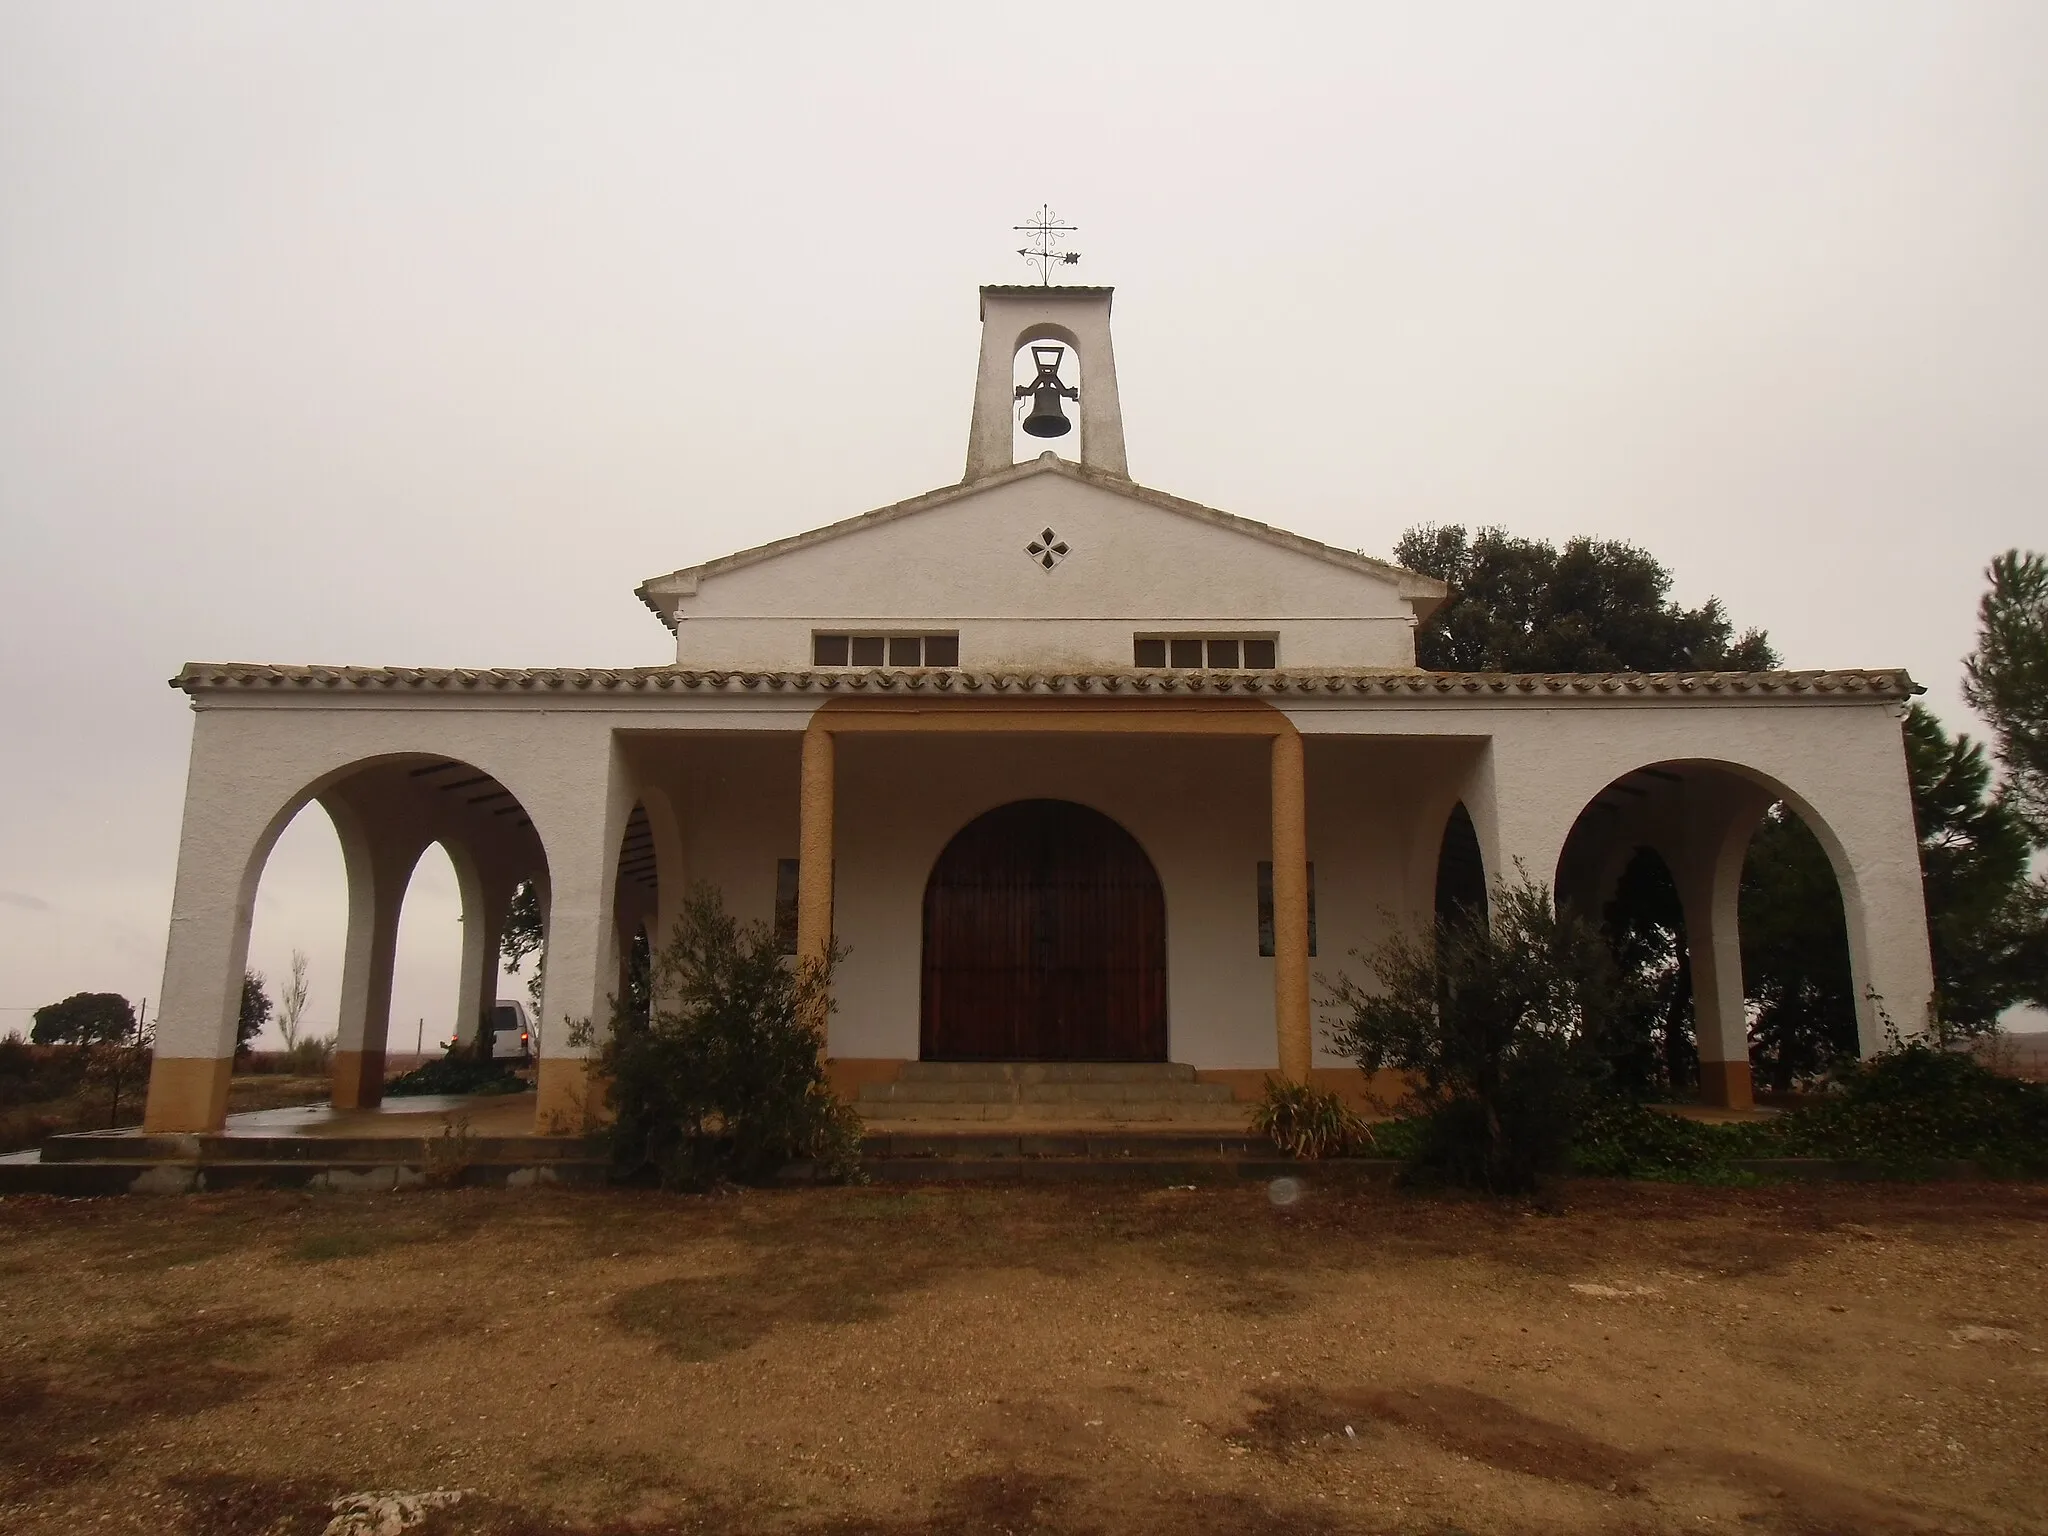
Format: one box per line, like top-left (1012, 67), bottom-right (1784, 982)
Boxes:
top-left (1551, 758), bottom-right (1859, 1106)
top-left (188, 753), bottom-right (550, 1113)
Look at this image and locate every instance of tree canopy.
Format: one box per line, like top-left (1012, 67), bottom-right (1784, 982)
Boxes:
top-left (238, 971), bottom-right (271, 1056)
top-left (1394, 524), bottom-right (1779, 673)
top-left (1963, 549), bottom-right (2048, 841)
top-left (30, 992), bottom-right (135, 1046)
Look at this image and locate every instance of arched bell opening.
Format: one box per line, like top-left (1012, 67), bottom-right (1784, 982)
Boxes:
top-left (920, 798), bottom-right (1166, 1062)
top-left (1011, 325), bottom-right (1083, 466)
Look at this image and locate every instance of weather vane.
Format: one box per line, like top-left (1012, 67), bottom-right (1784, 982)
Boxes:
top-left (1014, 205), bottom-right (1082, 286)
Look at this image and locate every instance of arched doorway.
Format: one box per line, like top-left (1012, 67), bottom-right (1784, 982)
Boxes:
top-left (920, 799), bottom-right (1166, 1061)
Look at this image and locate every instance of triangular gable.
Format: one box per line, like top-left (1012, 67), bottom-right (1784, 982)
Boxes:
top-left (635, 455), bottom-right (1447, 624)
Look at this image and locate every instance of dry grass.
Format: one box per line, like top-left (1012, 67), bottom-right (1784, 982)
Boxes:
top-left (0, 1179), bottom-right (2045, 1534)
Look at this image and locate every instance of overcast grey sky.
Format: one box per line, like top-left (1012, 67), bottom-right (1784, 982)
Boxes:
top-left (2, 2), bottom-right (2044, 1044)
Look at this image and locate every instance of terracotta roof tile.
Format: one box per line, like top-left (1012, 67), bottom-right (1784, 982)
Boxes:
top-left (170, 663), bottom-right (1920, 702)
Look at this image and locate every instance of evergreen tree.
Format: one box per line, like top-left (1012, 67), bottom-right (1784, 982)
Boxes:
top-left (1395, 524), bottom-right (1778, 673)
top-left (1963, 550), bottom-right (2048, 841)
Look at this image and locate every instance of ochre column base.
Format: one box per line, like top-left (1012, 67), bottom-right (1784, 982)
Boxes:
top-left (143, 1057), bottom-right (234, 1133)
top-left (1699, 1059), bottom-right (1754, 1111)
top-left (331, 1050), bottom-right (387, 1110)
top-left (535, 1058), bottom-right (607, 1134)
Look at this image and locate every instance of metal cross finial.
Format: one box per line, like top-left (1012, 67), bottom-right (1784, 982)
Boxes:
top-left (1013, 205), bottom-right (1082, 286)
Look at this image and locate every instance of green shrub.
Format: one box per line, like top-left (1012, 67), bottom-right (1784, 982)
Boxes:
top-left (1327, 875), bottom-right (1637, 1193)
top-left (384, 1055), bottom-right (528, 1097)
top-left (578, 882), bottom-right (864, 1190)
top-left (1250, 1078), bottom-right (1374, 1159)
top-left (1768, 1042), bottom-right (2048, 1176)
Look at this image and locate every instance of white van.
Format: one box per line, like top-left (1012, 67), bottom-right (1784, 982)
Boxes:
top-left (486, 1000), bottom-right (534, 1062)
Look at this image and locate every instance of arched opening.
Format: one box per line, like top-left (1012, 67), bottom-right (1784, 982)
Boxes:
top-left (1739, 804), bottom-right (1858, 1091)
top-left (920, 799), bottom-right (1166, 1061)
top-left (1012, 327), bottom-right (1082, 466)
top-left (1553, 760), bottom-right (1860, 1104)
top-left (1433, 801), bottom-right (1486, 928)
top-left (243, 802), bottom-right (350, 1076)
top-left (1598, 846), bottom-right (1696, 1096)
top-left (613, 803), bottom-right (661, 1031)
top-left (391, 842), bottom-right (462, 1061)
top-left (232, 754), bottom-right (548, 1108)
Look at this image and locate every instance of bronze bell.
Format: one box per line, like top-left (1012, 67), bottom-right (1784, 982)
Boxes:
top-left (1016, 345), bottom-right (1078, 438)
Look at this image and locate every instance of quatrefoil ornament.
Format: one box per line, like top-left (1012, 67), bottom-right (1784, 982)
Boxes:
top-left (1025, 528), bottom-right (1070, 571)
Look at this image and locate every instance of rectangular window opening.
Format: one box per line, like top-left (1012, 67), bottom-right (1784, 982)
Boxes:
top-left (1135, 633), bottom-right (1279, 670)
top-left (811, 631), bottom-right (959, 668)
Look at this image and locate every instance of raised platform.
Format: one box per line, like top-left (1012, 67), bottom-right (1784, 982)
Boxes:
top-left (0, 1085), bottom-right (1322, 1195)
top-left (855, 1060), bottom-right (1250, 1127)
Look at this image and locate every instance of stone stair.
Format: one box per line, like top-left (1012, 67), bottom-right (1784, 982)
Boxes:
top-left (855, 1061), bottom-right (1246, 1124)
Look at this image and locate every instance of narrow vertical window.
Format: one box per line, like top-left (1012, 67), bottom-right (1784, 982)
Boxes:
top-left (774, 858), bottom-right (800, 955)
top-left (1256, 861), bottom-right (1317, 957)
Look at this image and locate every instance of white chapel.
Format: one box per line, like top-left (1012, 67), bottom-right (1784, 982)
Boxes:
top-left (143, 281), bottom-right (1935, 1134)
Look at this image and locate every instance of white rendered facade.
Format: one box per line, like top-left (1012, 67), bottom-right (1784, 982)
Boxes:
top-left (142, 286), bottom-right (1936, 1133)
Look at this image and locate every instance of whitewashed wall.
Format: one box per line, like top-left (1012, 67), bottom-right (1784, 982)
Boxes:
top-left (660, 468), bottom-right (1425, 672)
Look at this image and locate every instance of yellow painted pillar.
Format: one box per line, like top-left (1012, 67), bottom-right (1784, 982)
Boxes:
top-left (796, 725), bottom-right (836, 971)
top-left (1270, 727), bottom-right (1312, 1082)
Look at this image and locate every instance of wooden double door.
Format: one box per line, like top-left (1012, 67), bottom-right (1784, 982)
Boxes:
top-left (919, 799), bottom-right (1168, 1061)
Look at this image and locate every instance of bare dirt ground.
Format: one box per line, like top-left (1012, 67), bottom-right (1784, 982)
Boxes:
top-left (1, 1178), bottom-right (2044, 1536)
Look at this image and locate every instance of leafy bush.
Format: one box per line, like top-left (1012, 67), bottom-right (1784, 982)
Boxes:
top-left (579, 882), bottom-right (864, 1190)
top-left (384, 1055), bottom-right (528, 1097)
top-left (1326, 875), bottom-right (1636, 1193)
top-left (0, 1038), bottom-right (90, 1110)
top-left (1767, 1042), bottom-right (2048, 1176)
top-left (1250, 1078), bottom-right (1374, 1159)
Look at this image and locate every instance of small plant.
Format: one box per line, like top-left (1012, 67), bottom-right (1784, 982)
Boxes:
top-left (282, 1032), bottom-right (335, 1076)
top-left (421, 1114), bottom-right (476, 1187)
top-left (1326, 872), bottom-right (1637, 1193)
top-left (1250, 1078), bottom-right (1372, 1159)
top-left (575, 882), bottom-right (865, 1190)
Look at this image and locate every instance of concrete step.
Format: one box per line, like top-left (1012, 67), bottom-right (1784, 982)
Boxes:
top-left (897, 1061), bottom-right (1198, 1084)
top-left (855, 1099), bottom-right (1248, 1124)
top-left (857, 1079), bottom-right (1232, 1105)
top-left (38, 1131), bottom-right (606, 1165)
top-left (0, 1157), bottom-right (608, 1196)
